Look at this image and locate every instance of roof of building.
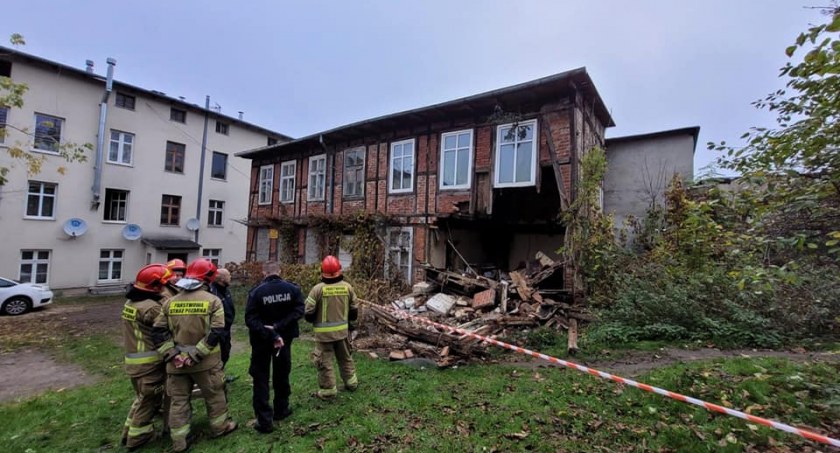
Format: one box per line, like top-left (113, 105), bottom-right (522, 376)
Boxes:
top-left (0, 45), bottom-right (292, 141)
top-left (237, 67), bottom-right (614, 159)
top-left (141, 237), bottom-right (202, 250)
top-left (605, 126), bottom-right (701, 152)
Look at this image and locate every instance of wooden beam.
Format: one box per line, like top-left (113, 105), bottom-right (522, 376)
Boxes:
top-left (540, 113), bottom-right (570, 210)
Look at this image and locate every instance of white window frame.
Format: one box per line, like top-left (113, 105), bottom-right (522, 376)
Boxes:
top-left (386, 227), bottom-right (413, 282)
top-left (103, 188), bottom-right (129, 223)
top-left (107, 130), bottom-right (134, 166)
top-left (208, 199), bottom-right (224, 227)
top-left (308, 154), bottom-right (327, 201)
top-left (202, 248), bottom-right (221, 266)
top-left (343, 147), bottom-right (365, 198)
top-left (258, 164), bottom-right (274, 205)
top-left (439, 129), bottom-right (474, 190)
top-left (25, 181), bottom-right (57, 220)
top-left (280, 161), bottom-right (296, 203)
top-left (98, 249), bottom-right (124, 282)
top-left (389, 139), bottom-right (415, 194)
top-left (19, 250), bottom-right (50, 284)
top-left (33, 113), bottom-right (63, 154)
top-left (494, 119), bottom-right (538, 188)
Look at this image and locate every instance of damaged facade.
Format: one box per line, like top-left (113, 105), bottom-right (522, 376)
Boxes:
top-left (238, 68), bottom-right (613, 284)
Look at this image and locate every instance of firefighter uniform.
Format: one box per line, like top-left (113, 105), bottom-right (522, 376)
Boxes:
top-left (305, 276), bottom-right (359, 398)
top-left (245, 274), bottom-right (304, 432)
top-left (121, 287), bottom-right (169, 449)
top-left (153, 285), bottom-right (235, 451)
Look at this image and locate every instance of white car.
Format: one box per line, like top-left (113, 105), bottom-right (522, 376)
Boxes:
top-left (0, 277), bottom-right (54, 316)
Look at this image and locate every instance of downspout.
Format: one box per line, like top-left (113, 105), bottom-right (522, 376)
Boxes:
top-left (195, 95), bottom-right (210, 244)
top-left (319, 134), bottom-right (334, 214)
top-left (91, 58), bottom-right (116, 210)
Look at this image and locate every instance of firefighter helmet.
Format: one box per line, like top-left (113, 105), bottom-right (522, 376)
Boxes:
top-left (184, 258), bottom-right (217, 283)
top-left (166, 258), bottom-right (187, 273)
top-left (133, 264), bottom-right (172, 292)
top-left (321, 255), bottom-right (342, 278)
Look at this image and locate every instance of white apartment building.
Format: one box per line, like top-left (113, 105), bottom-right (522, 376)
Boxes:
top-left (0, 47), bottom-right (289, 292)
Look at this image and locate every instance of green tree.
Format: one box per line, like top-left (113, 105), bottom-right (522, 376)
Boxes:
top-left (0, 34), bottom-right (89, 186)
top-left (713, 9), bottom-right (840, 254)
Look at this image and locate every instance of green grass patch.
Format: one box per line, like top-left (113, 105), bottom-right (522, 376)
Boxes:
top-left (1, 331), bottom-right (838, 452)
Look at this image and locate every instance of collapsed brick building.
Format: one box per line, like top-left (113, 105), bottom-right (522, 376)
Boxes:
top-left (238, 68), bottom-right (614, 283)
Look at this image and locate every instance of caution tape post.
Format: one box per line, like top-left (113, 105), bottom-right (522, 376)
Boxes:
top-left (359, 299), bottom-right (840, 448)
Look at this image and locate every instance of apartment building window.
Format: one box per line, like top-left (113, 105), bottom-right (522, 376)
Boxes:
top-left (161, 194), bottom-right (181, 225)
top-left (33, 113), bottom-right (63, 153)
top-left (108, 130), bottom-right (134, 165)
top-left (267, 137), bottom-right (278, 146)
top-left (170, 107), bottom-right (186, 123)
top-left (280, 161), bottom-right (296, 203)
top-left (104, 188), bottom-right (129, 222)
top-left (387, 227), bottom-right (413, 282)
top-left (115, 92), bottom-right (136, 110)
top-left (344, 148), bottom-right (365, 198)
top-left (440, 130), bottom-right (473, 190)
top-left (25, 181), bottom-right (56, 219)
top-left (495, 119), bottom-right (537, 188)
top-left (208, 199), bottom-right (224, 227)
top-left (215, 121), bottom-right (229, 135)
top-left (98, 249), bottom-right (123, 282)
top-left (202, 249), bottom-right (221, 266)
top-left (165, 141), bottom-right (185, 173)
top-left (389, 139), bottom-right (414, 194)
top-left (0, 106), bottom-right (8, 144)
top-left (0, 60), bottom-right (10, 77)
top-left (308, 154), bottom-right (326, 201)
top-left (19, 250), bottom-right (49, 284)
top-left (211, 152), bottom-right (227, 180)
top-left (258, 164), bottom-right (273, 205)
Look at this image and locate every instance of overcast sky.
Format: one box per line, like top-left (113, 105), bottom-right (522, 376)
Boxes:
top-left (3, 1), bottom-right (828, 175)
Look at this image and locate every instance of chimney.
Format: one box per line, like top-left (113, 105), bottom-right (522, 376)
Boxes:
top-left (238, 111), bottom-right (244, 120)
top-left (85, 60), bottom-right (94, 73)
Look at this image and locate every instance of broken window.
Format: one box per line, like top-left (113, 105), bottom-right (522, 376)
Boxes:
top-left (387, 227), bottom-right (413, 282)
top-left (495, 119), bottom-right (537, 188)
top-left (344, 147), bottom-right (365, 198)
top-left (440, 129), bottom-right (473, 190)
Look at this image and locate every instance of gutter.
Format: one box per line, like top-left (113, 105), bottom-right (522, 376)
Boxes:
top-left (91, 58), bottom-right (116, 209)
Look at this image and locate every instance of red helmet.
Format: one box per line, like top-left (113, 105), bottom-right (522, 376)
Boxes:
top-left (184, 258), bottom-right (217, 283)
top-left (133, 264), bottom-right (172, 292)
top-left (321, 255), bottom-right (342, 278)
top-left (166, 259), bottom-right (187, 273)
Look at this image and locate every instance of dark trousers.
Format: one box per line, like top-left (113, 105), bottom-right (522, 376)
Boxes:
top-left (220, 332), bottom-right (232, 366)
top-left (249, 339), bottom-right (293, 428)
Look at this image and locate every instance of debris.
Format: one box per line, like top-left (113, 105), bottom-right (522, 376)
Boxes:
top-left (426, 293), bottom-right (456, 315)
top-left (389, 350), bottom-right (406, 361)
top-left (368, 352), bottom-right (379, 360)
top-left (472, 288), bottom-right (495, 310)
top-left (403, 349), bottom-right (415, 359)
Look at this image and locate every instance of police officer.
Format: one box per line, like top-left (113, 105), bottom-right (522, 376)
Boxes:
top-left (305, 255), bottom-right (359, 400)
top-left (121, 264), bottom-right (172, 450)
top-left (245, 261), bottom-right (304, 434)
top-left (153, 259), bottom-right (236, 452)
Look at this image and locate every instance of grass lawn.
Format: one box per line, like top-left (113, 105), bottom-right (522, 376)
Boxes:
top-left (1, 329), bottom-right (838, 453)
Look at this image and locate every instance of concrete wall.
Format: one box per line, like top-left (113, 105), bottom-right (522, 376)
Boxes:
top-left (603, 132), bottom-right (695, 234)
top-left (0, 58), bottom-right (282, 290)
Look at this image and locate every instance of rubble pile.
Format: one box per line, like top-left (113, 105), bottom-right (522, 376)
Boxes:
top-left (362, 252), bottom-right (595, 367)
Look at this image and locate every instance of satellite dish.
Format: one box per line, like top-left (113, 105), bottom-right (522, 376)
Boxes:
top-left (122, 224), bottom-right (143, 241)
top-left (186, 218), bottom-right (200, 232)
top-left (63, 218), bottom-right (88, 237)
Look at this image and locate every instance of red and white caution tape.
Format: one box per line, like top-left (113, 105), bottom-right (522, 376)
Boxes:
top-left (363, 301), bottom-right (840, 448)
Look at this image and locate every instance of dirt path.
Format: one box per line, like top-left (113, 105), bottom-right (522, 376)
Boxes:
top-left (0, 348), bottom-right (97, 404)
top-left (519, 347), bottom-right (840, 376)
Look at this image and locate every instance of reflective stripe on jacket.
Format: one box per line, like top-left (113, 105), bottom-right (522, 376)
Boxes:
top-left (305, 281), bottom-right (357, 342)
top-left (122, 298), bottom-right (164, 376)
top-left (153, 288), bottom-right (224, 374)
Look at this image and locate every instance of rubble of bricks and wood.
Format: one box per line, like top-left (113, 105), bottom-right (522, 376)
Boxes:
top-left (355, 251), bottom-right (593, 367)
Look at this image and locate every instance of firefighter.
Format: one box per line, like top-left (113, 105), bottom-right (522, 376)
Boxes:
top-left (163, 259), bottom-right (186, 298)
top-left (153, 259), bottom-right (236, 452)
top-left (121, 264), bottom-right (172, 450)
top-left (245, 262), bottom-right (304, 433)
top-left (305, 255), bottom-right (359, 400)
top-left (209, 268), bottom-right (235, 369)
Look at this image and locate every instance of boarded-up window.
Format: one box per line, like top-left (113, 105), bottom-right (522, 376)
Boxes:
top-left (256, 228), bottom-right (270, 262)
top-left (338, 235), bottom-right (353, 269)
top-left (304, 229), bottom-right (319, 264)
